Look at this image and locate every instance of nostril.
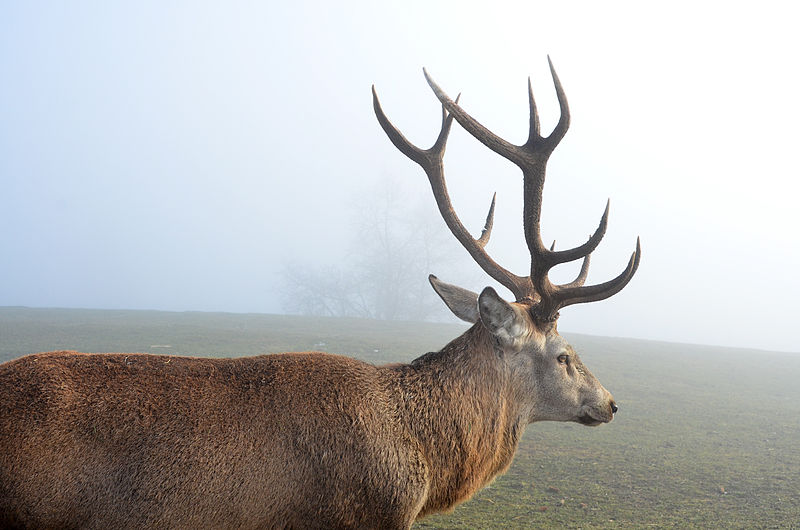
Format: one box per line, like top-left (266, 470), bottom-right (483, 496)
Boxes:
top-left (610, 401), bottom-right (618, 414)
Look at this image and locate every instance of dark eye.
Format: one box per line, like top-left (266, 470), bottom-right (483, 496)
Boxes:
top-left (557, 354), bottom-right (569, 365)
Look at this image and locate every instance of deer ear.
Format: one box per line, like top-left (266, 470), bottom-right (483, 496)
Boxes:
top-left (478, 287), bottom-right (526, 345)
top-left (429, 275), bottom-right (479, 323)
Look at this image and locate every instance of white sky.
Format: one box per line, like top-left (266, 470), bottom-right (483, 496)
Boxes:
top-left (1, 1), bottom-right (798, 352)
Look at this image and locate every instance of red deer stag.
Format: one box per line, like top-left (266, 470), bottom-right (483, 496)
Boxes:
top-left (0, 59), bottom-right (639, 529)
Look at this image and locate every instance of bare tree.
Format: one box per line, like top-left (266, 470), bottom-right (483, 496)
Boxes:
top-left (281, 178), bottom-right (464, 321)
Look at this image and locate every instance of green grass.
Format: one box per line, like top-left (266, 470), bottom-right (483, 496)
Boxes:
top-left (2, 307), bottom-right (799, 528)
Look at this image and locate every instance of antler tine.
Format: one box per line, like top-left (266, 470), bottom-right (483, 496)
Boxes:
top-left (423, 69), bottom-right (531, 167)
top-left (546, 199), bottom-right (609, 266)
top-left (558, 254), bottom-right (591, 289)
top-left (547, 238), bottom-right (641, 312)
top-left (548, 239), bottom-right (590, 289)
top-left (372, 85), bottom-right (452, 165)
top-left (373, 82), bottom-right (528, 299)
top-left (476, 193), bottom-right (496, 248)
top-left (527, 77), bottom-right (542, 144)
top-left (542, 55), bottom-right (570, 150)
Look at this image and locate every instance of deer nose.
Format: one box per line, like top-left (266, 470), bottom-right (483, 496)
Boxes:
top-left (610, 401), bottom-right (618, 414)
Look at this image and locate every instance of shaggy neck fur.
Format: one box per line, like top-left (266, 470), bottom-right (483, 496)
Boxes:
top-left (389, 323), bottom-right (527, 517)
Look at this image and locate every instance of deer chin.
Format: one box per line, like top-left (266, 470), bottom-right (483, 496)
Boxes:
top-left (576, 414), bottom-right (603, 426)
top-left (576, 407), bottom-right (612, 426)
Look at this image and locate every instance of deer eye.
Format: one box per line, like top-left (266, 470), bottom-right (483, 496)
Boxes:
top-left (557, 354), bottom-right (569, 365)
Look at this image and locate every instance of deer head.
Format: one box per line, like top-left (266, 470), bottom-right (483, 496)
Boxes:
top-left (373, 59), bottom-right (640, 426)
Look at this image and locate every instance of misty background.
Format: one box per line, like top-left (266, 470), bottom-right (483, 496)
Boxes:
top-left (1, 2), bottom-right (798, 352)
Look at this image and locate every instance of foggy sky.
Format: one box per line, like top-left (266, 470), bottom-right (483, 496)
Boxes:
top-left (1, 1), bottom-right (798, 352)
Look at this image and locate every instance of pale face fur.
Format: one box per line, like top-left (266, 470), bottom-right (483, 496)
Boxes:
top-left (475, 285), bottom-right (617, 428)
top-left (507, 326), bottom-right (616, 425)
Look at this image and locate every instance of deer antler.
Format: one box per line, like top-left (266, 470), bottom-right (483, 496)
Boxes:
top-left (373, 58), bottom-right (640, 322)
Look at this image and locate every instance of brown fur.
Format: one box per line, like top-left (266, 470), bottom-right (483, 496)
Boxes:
top-left (0, 322), bottom-right (564, 529)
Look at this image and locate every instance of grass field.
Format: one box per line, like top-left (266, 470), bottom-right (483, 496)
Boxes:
top-left (2, 306), bottom-right (799, 528)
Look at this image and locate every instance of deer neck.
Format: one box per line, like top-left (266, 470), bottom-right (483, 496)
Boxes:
top-left (394, 324), bottom-right (527, 515)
